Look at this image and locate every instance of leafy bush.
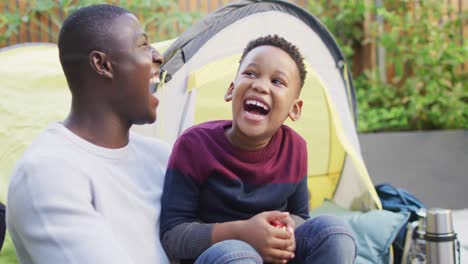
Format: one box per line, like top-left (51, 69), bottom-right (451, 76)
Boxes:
top-left (308, 0), bottom-right (467, 132)
top-left (308, 0), bottom-right (367, 68)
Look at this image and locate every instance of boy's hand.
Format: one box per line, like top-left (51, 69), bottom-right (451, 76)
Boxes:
top-left (271, 216), bottom-right (296, 254)
top-left (239, 211), bottom-right (295, 263)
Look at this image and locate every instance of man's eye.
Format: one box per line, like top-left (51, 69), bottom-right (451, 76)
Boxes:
top-left (245, 72), bottom-right (256, 77)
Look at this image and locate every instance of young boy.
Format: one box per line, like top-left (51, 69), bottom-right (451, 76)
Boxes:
top-left (7, 5), bottom-right (170, 264)
top-left (160, 35), bottom-right (356, 264)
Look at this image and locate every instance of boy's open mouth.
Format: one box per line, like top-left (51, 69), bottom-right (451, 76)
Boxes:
top-left (244, 99), bottom-right (270, 116)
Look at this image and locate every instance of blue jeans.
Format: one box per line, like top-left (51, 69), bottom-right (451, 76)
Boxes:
top-left (195, 215), bottom-right (356, 264)
top-left (194, 239), bottom-right (262, 264)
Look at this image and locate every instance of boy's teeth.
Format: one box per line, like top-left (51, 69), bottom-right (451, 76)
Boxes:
top-left (246, 99), bottom-right (269, 111)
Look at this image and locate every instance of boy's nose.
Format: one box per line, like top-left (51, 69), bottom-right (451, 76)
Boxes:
top-left (151, 46), bottom-right (164, 65)
top-left (251, 79), bottom-right (269, 93)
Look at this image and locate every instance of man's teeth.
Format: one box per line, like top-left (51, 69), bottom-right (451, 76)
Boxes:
top-left (245, 99), bottom-right (269, 111)
top-left (150, 76), bottom-right (160, 85)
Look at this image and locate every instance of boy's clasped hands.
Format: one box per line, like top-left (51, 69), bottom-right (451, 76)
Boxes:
top-left (218, 211), bottom-right (296, 264)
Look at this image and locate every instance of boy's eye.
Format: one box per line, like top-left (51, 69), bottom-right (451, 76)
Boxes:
top-left (272, 79), bottom-right (284, 86)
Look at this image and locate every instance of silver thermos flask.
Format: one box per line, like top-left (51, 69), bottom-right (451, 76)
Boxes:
top-left (424, 208), bottom-right (458, 264)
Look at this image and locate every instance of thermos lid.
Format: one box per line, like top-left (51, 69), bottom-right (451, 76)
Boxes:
top-left (425, 208), bottom-right (454, 234)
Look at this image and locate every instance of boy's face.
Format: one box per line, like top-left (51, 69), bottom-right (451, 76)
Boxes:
top-left (225, 45), bottom-right (303, 142)
top-left (106, 13), bottom-right (163, 125)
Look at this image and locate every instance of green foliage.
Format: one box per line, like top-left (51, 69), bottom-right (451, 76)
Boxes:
top-left (0, 12), bottom-right (26, 43)
top-left (358, 0), bottom-right (467, 131)
top-left (308, 0), bottom-right (367, 68)
top-left (308, 0), bottom-right (467, 132)
top-left (0, 0), bottom-right (201, 44)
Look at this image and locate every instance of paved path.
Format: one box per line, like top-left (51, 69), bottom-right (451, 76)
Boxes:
top-left (359, 130), bottom-right (467, 210)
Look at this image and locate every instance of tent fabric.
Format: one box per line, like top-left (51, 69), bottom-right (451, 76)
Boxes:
top-left (133, 0), bottom-right (381, 211)
top-left (0, 44), bottom-right (69, 204)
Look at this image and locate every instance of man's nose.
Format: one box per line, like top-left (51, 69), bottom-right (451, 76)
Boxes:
top-left (151, 46), bottom-right (164, 65)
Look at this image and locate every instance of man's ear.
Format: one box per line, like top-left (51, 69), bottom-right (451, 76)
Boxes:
top-left (224, 82), bottom-right (234, 102)
top-left (288, 98), bottom-right (303, 121)
top-left (89, 51), bottom-right (113, 79)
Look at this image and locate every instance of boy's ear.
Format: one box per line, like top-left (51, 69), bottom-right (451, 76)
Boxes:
top-left (288, 98), bottom-right (303, 121)
top-left (224, 82), bottom-right (234, 102)
top-left (89, 51), bottom-right (113, 79)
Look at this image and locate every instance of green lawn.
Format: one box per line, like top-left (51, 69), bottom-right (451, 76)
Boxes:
top-left (0, 232), bottom-right (19, 264)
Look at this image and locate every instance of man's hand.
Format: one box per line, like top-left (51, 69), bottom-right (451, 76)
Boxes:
top-left (238, 211), bottom-right (295, 263)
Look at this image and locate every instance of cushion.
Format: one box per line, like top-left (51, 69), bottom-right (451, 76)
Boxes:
top-left (310, 200), bottom-right (410, 264)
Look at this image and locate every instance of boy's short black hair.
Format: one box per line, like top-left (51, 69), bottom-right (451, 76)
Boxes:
top-left (58, 4), bottom-right (130, 87)
top-left (239, 35), bottom-right (307, 89)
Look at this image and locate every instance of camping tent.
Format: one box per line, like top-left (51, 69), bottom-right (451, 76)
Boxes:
top-left (135, 0), bottom-right (382, 211)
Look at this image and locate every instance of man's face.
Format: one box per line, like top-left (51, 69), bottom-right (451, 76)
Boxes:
top-left (107, 13), bottom-right (163, 125)
top-left (225, 45), bottom-right (303, 142)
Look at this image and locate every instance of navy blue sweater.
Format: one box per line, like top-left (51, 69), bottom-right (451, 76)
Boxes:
top-left (160, 120), bottom-right (309, 260)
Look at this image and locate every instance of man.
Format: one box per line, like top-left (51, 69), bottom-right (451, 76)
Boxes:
top-left (7, 5), bottom-right (170, 263)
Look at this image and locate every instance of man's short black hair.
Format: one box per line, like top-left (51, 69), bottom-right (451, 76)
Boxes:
top-left (240, 35), bottom-right (307, 89)
top-left (58, 4), bottom-right (130, 87)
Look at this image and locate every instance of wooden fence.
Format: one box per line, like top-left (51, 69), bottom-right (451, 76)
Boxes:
top-left (0, 0), bottom-right (466, 75)
top-left (0, 0), bottom-right (306, 44)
